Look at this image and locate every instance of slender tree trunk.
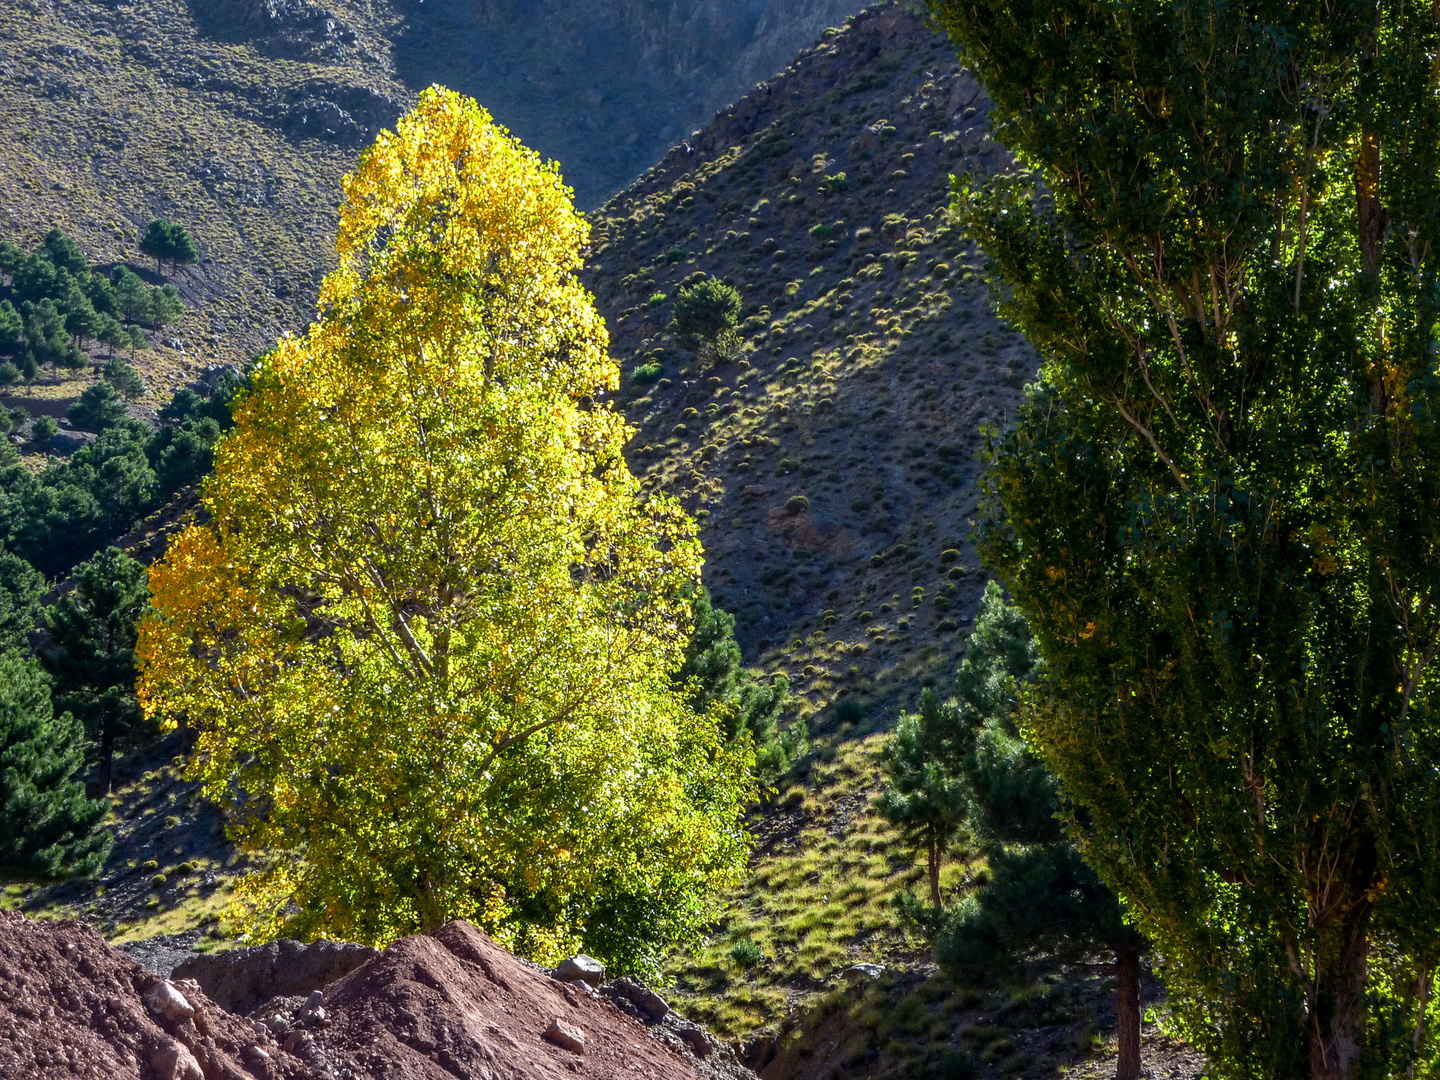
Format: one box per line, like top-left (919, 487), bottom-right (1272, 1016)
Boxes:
top-left (1310, 904), bottom-right (1371, 1080)
top-left (928, 828), bottom-right (941, 907)
top-left (96, 713), bottom-right (114, 796)
top-left (1115, 945), bottom-right (1141, 1080)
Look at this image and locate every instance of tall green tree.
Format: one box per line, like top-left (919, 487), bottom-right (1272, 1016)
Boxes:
top-left (0, 650), bottom-right (111, 880)
top-left (42, 548), bottom-right (150, 795)
top-left (928, 1), bottom-right (1440, 1077)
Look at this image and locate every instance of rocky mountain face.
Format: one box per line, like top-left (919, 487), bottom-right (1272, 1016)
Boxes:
top-left (391, 0), bottom-right (867, 206)
top-left (0, 0), bottom-right (862, 386)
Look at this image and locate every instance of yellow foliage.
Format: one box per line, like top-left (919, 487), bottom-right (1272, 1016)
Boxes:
top-left (137, 88), bottom-right (755, 961)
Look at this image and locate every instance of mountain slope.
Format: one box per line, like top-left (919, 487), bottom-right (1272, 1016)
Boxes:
top-left (585, 2), bottom-right (1033, 732)
top-left (0, 0), bottom-right (867, 395)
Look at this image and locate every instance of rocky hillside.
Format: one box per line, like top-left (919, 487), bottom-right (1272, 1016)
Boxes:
top-left (0, 0), bottom-right (866, 394)
top-left (584, 3), bottom-right (1033, 732)
top-left (398, 0), bottom-right (868, 206)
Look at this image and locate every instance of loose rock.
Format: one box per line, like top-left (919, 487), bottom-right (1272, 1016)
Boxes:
top-left (545, 1017), bottom-right (587, 1054)
top-left (555, 953), bottom-right (606, 987)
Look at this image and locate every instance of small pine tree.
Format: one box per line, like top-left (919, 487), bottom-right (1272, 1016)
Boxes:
top-left (166, 223), bottom-right (198, 270)
top-left (102, 358), bottom-right (146, 400)
top-left (138, 219), bottom-right (197, 274)
top-left (673, 279), bottom-right (742, 363)
top-left (41, 228), bottom-right (88, 277)
top-left (138, 219), bottom-right (171, 273)
top-left (31, 416), bottom-right (58, 450)
top-left (42, 549), bottom-right (151, 795)
top-left (146, 284), bottom-right (183, 330)
top-left (67, 382), bottom-right (128, 432)
top-left (0, 649), bottom-right (112, 879)
top-left (876, 690), bottom-right (969, 905)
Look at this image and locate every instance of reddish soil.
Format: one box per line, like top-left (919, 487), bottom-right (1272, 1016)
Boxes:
top-left (0, 909), bottom-right (317, 1079)
top-left (0, 911), bottom-right (720, 1079)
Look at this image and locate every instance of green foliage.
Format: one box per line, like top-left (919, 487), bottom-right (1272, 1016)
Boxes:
top-left (0, 649), bottom-right (111, 880)
top-left (0, 381), bottom-right (228, 577)
top-left (42, 548), bottom-right (151, 795)
top-left (30, 416), bottom-right (58, 449)
top-left (673, 278), bottom-right (743, 362)
top-left (729, 938), bottom-right (763, 968)
top-left (933, 0), bottom-right (1440, 1075)
top-left (676, 586), bottom-right (806, 784)
top-left (0, 548), bottom-right (42, 651)
top-left (102, 357), bottom-right (146, 400)
top-left (67, 383), bottom-right (127, 432)
top-left (876, 689), bottom-right (968, 906)
top-left (139, 218), bottom-right (198, 272)
top-left (0, 300), bottom-right (21, 350)
top-left (630, 361), bottom-right (663, 385)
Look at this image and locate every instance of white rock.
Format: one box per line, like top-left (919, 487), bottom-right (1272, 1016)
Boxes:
top-left (145, 981), bottom-right (196, 1020)
top-left (840, 963), bottom-right (885, 982)
top-left (555, 954), bottom-right (605, 987)
top-left (544, 1017), bottom-right (586, 1054)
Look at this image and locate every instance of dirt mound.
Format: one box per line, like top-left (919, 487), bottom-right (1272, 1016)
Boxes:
top-left (312, 921), bottom-right (717, 1079)
top-left (0, 911), bottom-right (736, 1079)
top-left (0, 909), bottom-right (319, 1079)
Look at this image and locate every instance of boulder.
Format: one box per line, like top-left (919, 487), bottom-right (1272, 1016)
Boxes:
top-left (840, 962), bottom-right (885, 982)
top-left (555, 953), bottom-right (606, 987)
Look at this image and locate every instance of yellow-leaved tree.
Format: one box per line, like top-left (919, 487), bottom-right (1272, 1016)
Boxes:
top-left (137, 87), bottom-right (754, 970)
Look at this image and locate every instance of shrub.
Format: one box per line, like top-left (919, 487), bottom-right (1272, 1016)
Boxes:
top-left (730, 939), bottom-right (764, 968)
top-left (809, 223), bottom-right (834, 241)
top-left (67, 382), bottom-right (127, 431)
top-left (647, 291), bottom-right (668, 307)
top-left (940, 549), bottom-right (961, 564)
top-left (631, 362), bottom-right (662, 385)
top-left (784, 495), bottom-right (811, 515)
top-left (31, 416), bottom-right (58, 448)
top-left (665, 245), bottom-right (688, 262)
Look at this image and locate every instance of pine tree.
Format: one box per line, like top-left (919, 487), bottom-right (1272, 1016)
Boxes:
top-left (0, 549), bottom-right (43, 651)
top-left (936, 583), bottom-right (1145, 1080)
top-left (138, 220), bottom-right (170, 273)
top-left (876, 690), bottom-right (968, 906)
top-left (0, 649), bottom-right (111, 880)
top-left (881, 583), bottom-right (1147, 1079)
top-left (42, 548), bottom-right (150, 795)
top-left (674, 586), bottom-right (804, 783)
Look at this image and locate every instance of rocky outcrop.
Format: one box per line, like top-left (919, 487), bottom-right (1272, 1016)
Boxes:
top-left (172, 937), bottom-right (379, 1014)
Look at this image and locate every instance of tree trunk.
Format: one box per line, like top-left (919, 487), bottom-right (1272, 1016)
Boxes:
top-left (928, 828), bottom-right (941, 907)
top-left (96, 713), bottom-right (114, 796)
top-left (1115, 945), bottom-right (1141, 1080)
top-left (1310, 904), bottom-right (1371, 1080)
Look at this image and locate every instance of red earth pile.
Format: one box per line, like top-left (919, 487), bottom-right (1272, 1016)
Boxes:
top-left (0, 910), bottom-right (717, 1079)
